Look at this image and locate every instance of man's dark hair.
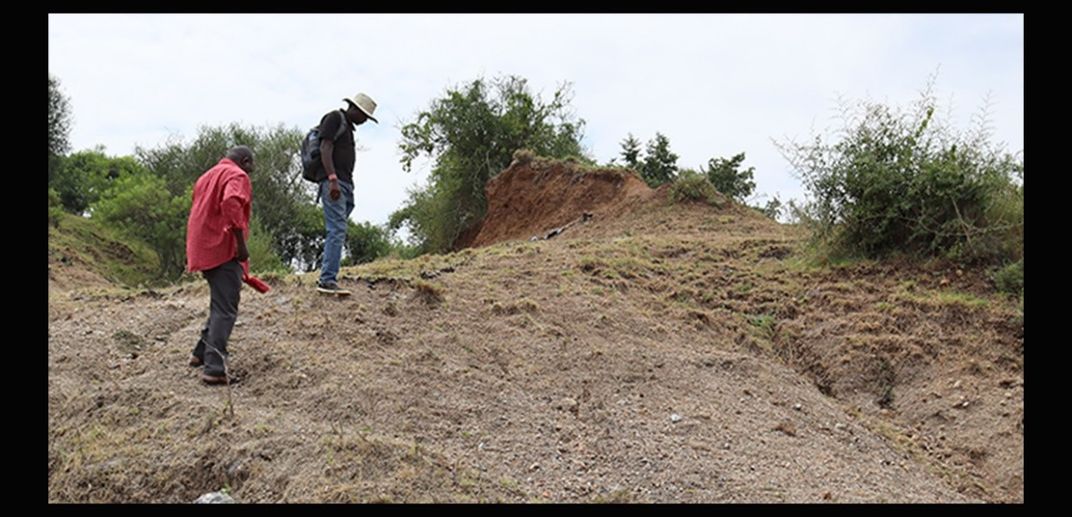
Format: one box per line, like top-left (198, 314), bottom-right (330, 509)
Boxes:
top-left (225, 145), bottom-right (254, 163)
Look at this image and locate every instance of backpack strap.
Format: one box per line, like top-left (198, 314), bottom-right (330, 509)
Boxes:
top-left (334, 109), bottom-right (348, 140)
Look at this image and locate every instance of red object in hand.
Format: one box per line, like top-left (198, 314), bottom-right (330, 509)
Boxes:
top-left (237, 260), bottom-right (270, 293)
top-left (243, 275), bottom-right (271, 293)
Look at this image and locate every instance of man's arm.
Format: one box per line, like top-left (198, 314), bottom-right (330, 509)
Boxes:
top-left (320, 138), bottom-right (337, 181)
top-left (221, 175), bottom-right (252, 262)
top-left (233, 228), bottom-right (249, 262)
top-left (319, 132), bottom-right (341, 201)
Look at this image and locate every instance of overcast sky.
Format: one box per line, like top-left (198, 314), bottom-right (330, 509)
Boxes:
top-left (48, 13), bottom-right (1023, 227)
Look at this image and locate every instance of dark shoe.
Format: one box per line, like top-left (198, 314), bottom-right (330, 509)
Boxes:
top-left (200, 372), bottom-right (233, 385)
top-left (316, 281), bottom-right (351, 296)
top-left (189, 355), bottom-right (203, 367)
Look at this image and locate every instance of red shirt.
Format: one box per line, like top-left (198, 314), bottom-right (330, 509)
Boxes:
top-left (186, 158), bottom-right (252, 273)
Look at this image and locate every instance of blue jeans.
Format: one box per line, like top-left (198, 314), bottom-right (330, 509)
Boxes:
top-left (319, 179), bottom-right (354, 285)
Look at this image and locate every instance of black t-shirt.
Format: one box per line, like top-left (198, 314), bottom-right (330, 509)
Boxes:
top-left (318, 109), bottom-right (356, 182)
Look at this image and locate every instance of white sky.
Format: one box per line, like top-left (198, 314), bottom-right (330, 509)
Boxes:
top-left (48, 13), bottom-right (1023, 227)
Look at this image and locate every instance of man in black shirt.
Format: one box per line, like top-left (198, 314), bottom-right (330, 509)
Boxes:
top-left (316, 92), bottom-right (378, 294)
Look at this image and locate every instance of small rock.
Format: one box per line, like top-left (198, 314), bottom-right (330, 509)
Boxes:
top-left (952, 380), bottom-right (962, 389)
top-left (555, 398), bottom-right (579, 412)
top-left (793, 403), bottom-right (803, 411)
top-left (670, 413), bottom-right (683, 423)
top-left (530, 463), bottom-right (540, 471)
top-left (834, 423), bottom-right (847, 432)
top-left (774, 421), bottom-right (797, 437)
top-left (227, 461), bottom-right (245, 477)
top-left (722, 443), bottom-right (731, 450)
top-left (194, 491), bottom-right (235, 504)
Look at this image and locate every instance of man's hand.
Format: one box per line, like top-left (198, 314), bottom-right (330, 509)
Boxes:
top-left (328, 176), bottom-right (341, 201)
top-left (233, 228), bottom-right (250, 262)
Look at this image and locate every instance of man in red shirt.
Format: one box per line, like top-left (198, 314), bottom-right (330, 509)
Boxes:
top-left (186, 146), bottom-right (255, 385)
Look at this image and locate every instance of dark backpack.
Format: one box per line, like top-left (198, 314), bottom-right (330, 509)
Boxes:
top-left (300, 110), bottom-right (348, 183)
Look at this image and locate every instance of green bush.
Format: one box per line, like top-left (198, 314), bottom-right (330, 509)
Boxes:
top-left (669, 169), bottom-right (721, 206)
top-left (48, 188), bottom-right (64, 227)
top-left (777, 82), bottom-right (1023, 265)
top-left (992, 259), bottom-right (1023, 296)
top-left (247, 216), bottom-right (289, 274)
top-left (343, 221), bottom-right (393, 266)
top-left (755, 195), bottom-right (783, 221)
top-left (91, 174), bottom-right (191, 279)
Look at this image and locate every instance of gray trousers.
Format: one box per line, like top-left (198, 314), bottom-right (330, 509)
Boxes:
top-left (192, 259), bottom-right (242, 377)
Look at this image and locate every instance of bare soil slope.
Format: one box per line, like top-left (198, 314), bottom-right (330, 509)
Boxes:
top-left (48, 160), bottom-right (1022, 502)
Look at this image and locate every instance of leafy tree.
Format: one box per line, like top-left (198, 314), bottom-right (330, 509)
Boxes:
top-left (704, 152), bottom-right (756, 202)
top-left (136, 124), bottom-right (316, 270)
top-left (619, 133), bottom-right (642, 169)
top-left (51, 148), bottom-right (149, 214)
top-left (394, 75), bottom-right (588, 253)
top-left (48, 75), bottom-right (73, 178)
top-left (639, 132), bottom-right (678, 187)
